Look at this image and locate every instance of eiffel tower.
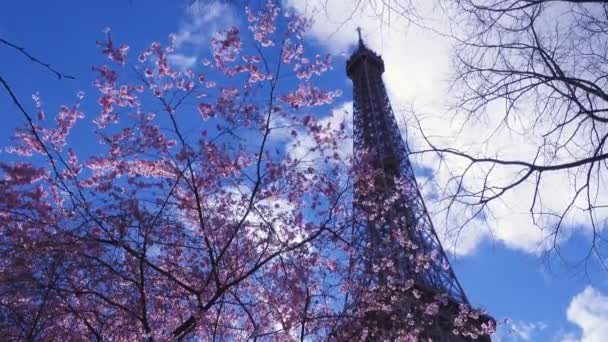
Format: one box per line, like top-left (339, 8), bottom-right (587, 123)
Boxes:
top-left (340, 28), bottom-right (494, 341)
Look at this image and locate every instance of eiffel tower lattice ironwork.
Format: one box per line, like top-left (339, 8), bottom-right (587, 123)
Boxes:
top-left (341, 28), bottom-right (494, 341)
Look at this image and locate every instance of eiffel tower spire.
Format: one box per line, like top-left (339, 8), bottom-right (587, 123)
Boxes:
top-left (356, 26), bottom-right (364, 48)
top-left (343, 28), bottom-right (493, 341)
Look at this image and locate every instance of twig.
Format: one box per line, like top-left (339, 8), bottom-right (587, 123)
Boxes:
top-left (1, 37), bottom-right (75, 80)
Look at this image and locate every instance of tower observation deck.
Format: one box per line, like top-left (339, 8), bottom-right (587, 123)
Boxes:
top-left (341, 28), bottom-right (494, 341)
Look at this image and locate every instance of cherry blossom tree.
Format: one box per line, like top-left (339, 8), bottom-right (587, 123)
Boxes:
top-left (0, 2), bottom-right (492, 340)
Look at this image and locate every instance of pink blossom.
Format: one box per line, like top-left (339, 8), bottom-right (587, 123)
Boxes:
top-left (198, 103), bottom-right (214, 118)
top-left (97, 28), bottom-right (129, 65)
top-left (32, 92), bottom-right (44, 120)
top-left (50, 104), bottom-right (84, 148)
top-left (279, 84), bottom-right (341, 108)
top-left (0, 163), bottom-right (46, 184)
top-left (424, 303), bottom-right (440, 316)
top-left (211, 27), bottom-right (242, 70)
top-left (5, 128), bottom-right (45, 156)
top-left (246, 1), bottom-right (279, 47)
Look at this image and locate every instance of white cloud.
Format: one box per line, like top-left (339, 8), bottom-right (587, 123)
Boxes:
top-left (167, 53), bottom-right (197, 70)
top-left (287, 0), bottom-right (608, 257)
top-left (510, 321), bottom-right (548, 341)
top-left (285, 101), bottom-right (353, 168)
top-left (167, 2), bottom-right (235, 70)
top-left (558, 331), bottom-right (581, 342)
top-left (175, 2), bottom-right (232, 49)
top-left (566, 286), bottom-right (608, 342)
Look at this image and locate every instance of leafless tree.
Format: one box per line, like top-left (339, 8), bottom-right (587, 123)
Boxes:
top-left (414, 0), bottom-right (608, 268)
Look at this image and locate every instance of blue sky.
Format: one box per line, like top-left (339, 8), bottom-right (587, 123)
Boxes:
top-left (2, 1), bottom-right (608, 341)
